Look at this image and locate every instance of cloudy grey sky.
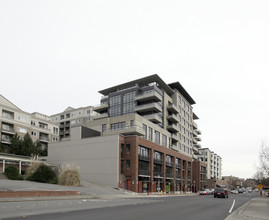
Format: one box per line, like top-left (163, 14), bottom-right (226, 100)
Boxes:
top-left (1, 1), bottom-right (268, 179)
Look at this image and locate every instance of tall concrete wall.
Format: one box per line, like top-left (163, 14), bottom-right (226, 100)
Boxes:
top-left (48, 129), bottom-right (120, 188)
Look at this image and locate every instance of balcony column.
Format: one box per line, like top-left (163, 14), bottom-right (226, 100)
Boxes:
top-left (19, 160), bottom-right (22, 174)
top-left (163, 153), bottom-right (166, 193)
top-left (2, 159), bottom-right (5, 173)
top-left (149, 149), bottom-right (154, 193)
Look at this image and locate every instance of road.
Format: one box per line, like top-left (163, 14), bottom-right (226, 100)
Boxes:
top-left (2, 192), bottom-right (258, 220)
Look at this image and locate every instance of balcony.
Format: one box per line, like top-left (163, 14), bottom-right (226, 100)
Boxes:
top-left (154, 158), bottom-right (163, 165)
top-left (39, 136), bottom-right (50, 143)
top-left (193, 154), bottom-right (198, 159)
top-left (196, 137), bottom-right (202, 142)
top-left (135, 102), bottom-right (162, 113)
top-left (171, 144), bottom-right (179, 152)
top-left (193, 146), bottom-right (199, 153)
top-left (154, 171), bottom-right (163, 177)
top-left (2, 111), bottom-right (14, 120)
top-left (1, 135), bottom-right (12, 144)
top-left (1, 127), bottom-right (15, 135)
top-left (138, 169), bottom-right (150, 176)
top-left (92, 113), bottom-right (109, 120)
top-left (143, 113), bottom-right (162, 124)
top-left (167, 124), bottom-right (180, 133)
top-left (166, 161), bottom-right (174, 167)
top-left (135, 90), bottom-right (162, 102)
top-left (167, 114), bottom-right (180, 123)
top-left (171, 134), bottom-right (180, 142)
top-left (167, 104), bottom-right (180, 114)
top-left (93, 103), bottom-right (109, 113)
top-left (138, 154), bottom-right (150, 162)
top-left (196, 130), bottom-right (202, 135)
top-left (166, 172), bottom-right (174, 178)
top-left (193, 121), bottom-right (198, 129)
top-left (193, 138), bottom-right (198, 145)
top-left (104, 125), bottom-right (145, 136)
top-left (193, 130), bottom-right (198, 137)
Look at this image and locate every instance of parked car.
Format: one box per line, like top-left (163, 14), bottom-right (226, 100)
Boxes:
top-left (238, 188), bottom-right (244, 193)
top-left (199, 189), bottom-right (210, 195)
top-left (231, 189), bottom-right (239, 194)
top-left (214, 188), bottom-right (229, 198)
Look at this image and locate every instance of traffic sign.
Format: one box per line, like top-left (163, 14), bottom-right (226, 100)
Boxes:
top-left (258, 184), bottom-right (263, 189)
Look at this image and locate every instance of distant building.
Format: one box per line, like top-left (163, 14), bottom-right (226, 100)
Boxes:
top-left (198, 148), bottom-right (222, 180)
top-left (50, 106), bottom-right (96, 141)
top-left (0, 95), bottom-right (59, 153)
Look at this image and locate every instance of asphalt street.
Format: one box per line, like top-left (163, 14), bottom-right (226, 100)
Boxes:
top-left (1, 192), bottom-right (257, 220)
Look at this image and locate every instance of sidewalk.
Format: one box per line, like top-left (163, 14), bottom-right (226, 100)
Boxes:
top-left (225, 196), bottom-right (269, 220)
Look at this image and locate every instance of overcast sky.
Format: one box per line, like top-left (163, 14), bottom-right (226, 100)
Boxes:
top-left (1, 0), bottom-right (268, 179)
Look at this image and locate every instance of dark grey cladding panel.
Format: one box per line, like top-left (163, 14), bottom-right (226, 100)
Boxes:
top-left (81, 126), bottom-right (101, 138)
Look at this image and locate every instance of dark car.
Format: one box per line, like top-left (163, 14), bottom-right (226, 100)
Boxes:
top-left (214, 188), bottom-right (229, 198)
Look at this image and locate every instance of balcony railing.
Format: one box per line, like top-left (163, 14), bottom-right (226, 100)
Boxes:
top-left (166, 161), bottom-right (174, 167)
top-left (166, 172), bottom-right (174, 178)
top-left (154, 158), bottom-right (163, 165)
top-left (1, 127), bottom-right (15, 134)
top-left (153, 171), bottom-right (163, 177)
top-left (138, 154), bottom-right (150, 162)
top-left (138, 169), bottom-right (150, 176)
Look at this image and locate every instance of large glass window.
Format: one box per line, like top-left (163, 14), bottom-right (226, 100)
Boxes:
top-left (155, 131), bottom-right (160, 144)
top-left (148, 127), bottom-right (153, 141)
top-left (109, 95), bottom-right (121, 117)
top-left (162, 134), bottom-right (167, 147)
top-left (111, 122), bottom-right (126, 131)
top-left (123, 91), bottom-right (135, 115)
top-left (143, 124), bottom-right (147, 139)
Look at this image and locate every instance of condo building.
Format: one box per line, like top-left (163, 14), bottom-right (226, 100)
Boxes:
top-left (0, 95), bottom-right (59, 153)
top-left (48, 74), bottom-right (206, 193)
top-left (50, 106), bottom-right (96, 141)
top-left (199, 148), bottom-right (222, 180)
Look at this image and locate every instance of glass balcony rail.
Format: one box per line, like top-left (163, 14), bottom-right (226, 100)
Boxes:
top-left (135, 90), bottom-right (162, 102)
top-left (166, 161), bottom-right (174, 167)
top-left (138, 154), bottom-right (150, 162)
top-left (138, 169), bottom-right (150, 176)
top-left (135, 102), bottom-right (162, 113)
top-left (167, 104), bottom-right (180, 114)
top-left (154, 158), bottom-right (163, 165)
top-left (153, 171), bottom-right (163, 177)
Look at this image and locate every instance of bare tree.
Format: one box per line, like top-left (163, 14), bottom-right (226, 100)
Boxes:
top-left (258, 142), bottom-right (269, 178)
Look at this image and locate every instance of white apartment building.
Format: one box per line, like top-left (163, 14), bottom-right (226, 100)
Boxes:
top-left (0, 95), bottom-right (59, 154)
top-left (199, 148), bottom-right (222, 179)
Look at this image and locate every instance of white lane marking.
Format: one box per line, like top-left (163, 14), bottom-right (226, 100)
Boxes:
top-left (229, 199), bottom-right (235, 213)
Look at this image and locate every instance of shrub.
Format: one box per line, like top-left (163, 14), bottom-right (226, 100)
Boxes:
top-left (5, 166), bottom-right (23, 180)
top-left (27, 164), bottom-right (58, 184)
top-left (58, 163), bottom-right (80, 186)
top-left (25, 155), bottom-right (42, 178)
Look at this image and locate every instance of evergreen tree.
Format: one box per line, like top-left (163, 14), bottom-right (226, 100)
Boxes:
top-left (9, 133), bottom-right (22, 155)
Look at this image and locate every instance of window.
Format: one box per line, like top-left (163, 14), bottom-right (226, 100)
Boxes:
top-left (126, 144), bottom-right (130, 153)
top-left (71, 120), bottom-right (76, 125)
top-left (138, 146), bottom-right (149, 158)
top-left (148, 127), bottom-right (153, 141)
top-left (126, 160), bottom-right (130, 169)
top-left (121, 144), bottom-right (124, 158)
top-left (102, 124), bottom-right (107, 133)
top-left (130, 120), bottom-right (134, 127)
top-left (155, 131), bottom-right (160, 144)
top-left (143, 124), bottom-right (147, 139)
top-left (154, 151), bottom-right (162, 161)
top-left (31, 131), bottom-right (37, 136)
top-left (111, 122), bottom-right (126, 131)
top-left (18, 115), bottom-right (27, 122)
top-left (109, 95), bottom-right (121, 117)
top-left (17, 127), bottom-right (27, 133)
top-left (121, 160), bottom-right (124, 174)
top-left (162, 134), bottom-right (167, 147)
top-left (53, 127), bottom-right (58, 134)
top-left (123, 91), bottom-right (135, 114)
